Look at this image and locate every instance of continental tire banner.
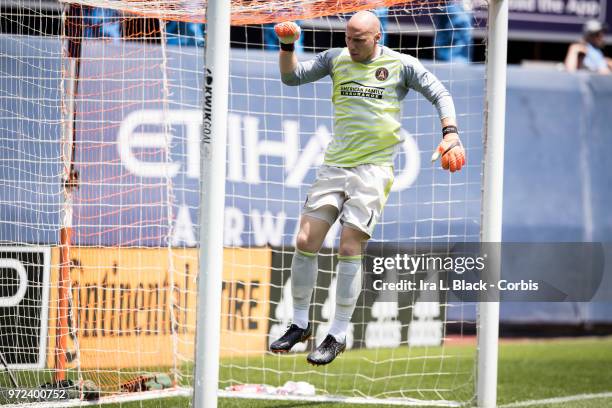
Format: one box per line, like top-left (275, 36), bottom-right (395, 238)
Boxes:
top-left (48, 247), bottom-right (271, 369)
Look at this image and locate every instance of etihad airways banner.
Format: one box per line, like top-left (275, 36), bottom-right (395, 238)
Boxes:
top-left (3, 38), bottom-right (612, 249)
top-left (0, 38), bottom-right (483, 248)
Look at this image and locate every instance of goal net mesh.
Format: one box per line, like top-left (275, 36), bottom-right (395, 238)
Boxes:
top-left (0, 0), bottom-right (486, 405)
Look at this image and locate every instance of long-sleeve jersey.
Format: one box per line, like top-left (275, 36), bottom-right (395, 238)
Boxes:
top-left (281, 46), bottom-right (456, 167)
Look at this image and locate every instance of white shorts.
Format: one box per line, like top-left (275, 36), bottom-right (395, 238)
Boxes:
top-left (302, 164), bottom-right (394, 237)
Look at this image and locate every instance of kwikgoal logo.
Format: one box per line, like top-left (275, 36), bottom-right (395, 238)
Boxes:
top-left (0, 247), bottom-right (50, 369)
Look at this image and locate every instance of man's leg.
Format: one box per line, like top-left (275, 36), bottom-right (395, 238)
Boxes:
top-left (307, 225), bottom-right (367, 365)
top-left (270, 210), bottom-right (335, 353)
top-left (328, 164), bottom-right (392, 341)
top-left (308, 164), bottom-right (393, 365)
top-left (272, 165), bottom-right (345, 353)
top-left (291, 214), bottom-right (332, 328)
top-left (329, 225), bottom-right (367, 340)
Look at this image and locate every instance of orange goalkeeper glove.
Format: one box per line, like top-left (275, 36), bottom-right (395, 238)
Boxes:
top-left (431, 135), bottom-right (466, 173)
top-left (274, 22), bottom-right (301, 45)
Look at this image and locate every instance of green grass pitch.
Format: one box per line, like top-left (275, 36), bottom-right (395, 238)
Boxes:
top-left (4, 337), bottom-right (611, 407)
top-left (106, 337), bottom-right (612, 407)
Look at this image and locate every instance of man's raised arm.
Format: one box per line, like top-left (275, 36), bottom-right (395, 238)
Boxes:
top-left (274, 22), bottom-right (300, 76)
top-left (273, 22), bottom-right (332, 86)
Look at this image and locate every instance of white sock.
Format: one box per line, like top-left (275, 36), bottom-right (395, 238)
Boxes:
top-left (328, 256), bottom-right (362, 343)
top-left (293, 308), bottom-right (309, 330)
top-left (291, 249), bottom-right (318, 329)
top-left (328, 320), bottom-right (349, 342)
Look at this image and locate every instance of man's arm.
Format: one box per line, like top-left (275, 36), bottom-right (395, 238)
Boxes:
top-left (275, 22), bottom-right (300, 77)
top-left (605, 57), bottom-right (612, 73)
top-left (403, 56), bottom-right (465, 172)
top-left (274, 22), bottom-right (332, 86)
top-left (565, 42), bottom-right (587, 72)
top-left (279, 51), bottom-right (332, 86)
top-left (279, 50), bottom-right (299, 77)
top-left (403, 55), bottom-right (456, 120)
top-left (441, 117), bottom-right (457, 129)
top-left (434, 117), bottom-right (465, 173)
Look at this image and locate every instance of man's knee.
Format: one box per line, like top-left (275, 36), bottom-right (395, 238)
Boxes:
top-left (338, 241), bottom-right (360, 257)
top-left (296, 215), bottom-right (330, 253)
top-left (338, 227), bottom-right (368, 257)
top-left (296, 231), bottom-right (316, 253)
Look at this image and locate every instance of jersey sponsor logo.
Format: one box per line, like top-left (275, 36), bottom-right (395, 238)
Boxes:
top-left (375, 67), bottom-right (389, 81)
top-left (339, 81), bottom-right (384, 99)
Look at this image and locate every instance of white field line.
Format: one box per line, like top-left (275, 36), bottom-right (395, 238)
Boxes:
top-left (500, 391), bottom-right (612, 407)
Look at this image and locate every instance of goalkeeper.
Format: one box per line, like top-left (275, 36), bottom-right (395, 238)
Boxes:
top-left (270, 11), bottom-right (465, 365)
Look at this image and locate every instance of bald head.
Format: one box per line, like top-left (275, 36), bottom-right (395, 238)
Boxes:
top-left (348, 11), bottom-right (381, 34)
top-left (345, 11), bottom-right (382, 62)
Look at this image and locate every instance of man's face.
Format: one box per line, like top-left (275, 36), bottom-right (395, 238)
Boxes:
top-left (587, 31), bottom-right (605, 48)
top-left (345, 23), bottom-right (380, 62)
top-left (594, 31), bottom-right (605, 48)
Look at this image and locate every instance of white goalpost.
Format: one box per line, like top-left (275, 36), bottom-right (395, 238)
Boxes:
top-left (193, 0), bottom-right (230, 406)
top-left (478, 0), bottom-right (508, 406)
top-left (0, 0), bottom-right (507, 406)
top-left (199, 0), bottom-right (506, 406)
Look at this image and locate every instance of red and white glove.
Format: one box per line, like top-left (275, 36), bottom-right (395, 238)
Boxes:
top-left (431, 135), bottom-right (466, 173)
top-left (274, 22), bottom-right (301, 45)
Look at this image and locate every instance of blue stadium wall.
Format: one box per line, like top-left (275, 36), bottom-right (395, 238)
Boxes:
top-left (1, 37), bottom-right (612, 327)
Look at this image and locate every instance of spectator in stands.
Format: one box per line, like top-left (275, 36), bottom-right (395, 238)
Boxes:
top-left (432, 0), bottom-right (473, 63)
top-left (565, 20), bottom-right (611, 74)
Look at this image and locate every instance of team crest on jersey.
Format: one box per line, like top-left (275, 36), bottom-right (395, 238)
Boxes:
top-left (375, 67), bottom-right (389, 81)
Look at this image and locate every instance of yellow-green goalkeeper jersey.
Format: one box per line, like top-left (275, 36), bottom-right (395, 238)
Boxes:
top-left (281, 46), bottom-right (456, 167)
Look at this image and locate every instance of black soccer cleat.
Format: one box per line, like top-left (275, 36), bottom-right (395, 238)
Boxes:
top-left (306, 334), bottom-right (346, 366)
top-left (270, 323), bottom-right (312, 353)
